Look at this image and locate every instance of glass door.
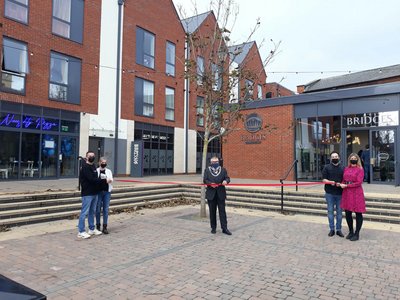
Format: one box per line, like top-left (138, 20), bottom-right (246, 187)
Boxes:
top-left (60, 137), bottom-right (77, 177)
top-left (371, 129), bottom-right (396, 184)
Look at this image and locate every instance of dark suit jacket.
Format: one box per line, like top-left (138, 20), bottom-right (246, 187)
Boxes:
top-left (203, 167), bottom-right (230, 200)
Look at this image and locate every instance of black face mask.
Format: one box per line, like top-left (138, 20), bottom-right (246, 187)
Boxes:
top-left (88, 156), bottom-right (95, 163)
top-left (331, 158), bottom-right (339, 164)
top-left (350, 159), bottom-right (358, 165)
top-left (101, 163), bottom-right (107, 168)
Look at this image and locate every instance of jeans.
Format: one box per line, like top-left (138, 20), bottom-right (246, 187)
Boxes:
top-left (78, 195), bottom-right (98, 233)
top-left (364, 164), bottom-right (370, 183)
top-left (96, 191), bottom-right (111, 225)
top-left (325, 193), bottom-right (342, 230)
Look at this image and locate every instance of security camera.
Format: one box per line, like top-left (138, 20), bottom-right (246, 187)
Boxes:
top-left (82, 112), bottom-right (86, 115)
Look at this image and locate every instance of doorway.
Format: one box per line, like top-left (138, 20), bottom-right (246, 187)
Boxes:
top-left (344, 129), bottom-right (396, 184)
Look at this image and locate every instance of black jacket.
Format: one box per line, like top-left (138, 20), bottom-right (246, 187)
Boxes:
top-left (322, 163), bottom-right (344, 195)
top-left (80, 162), bottom-right (106, 196)
top-left (203, 166), bottom-right (230, 200)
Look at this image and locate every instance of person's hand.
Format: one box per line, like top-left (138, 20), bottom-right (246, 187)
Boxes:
top-left (222, 180), bottom-right (227, 186)
top-left (106, 179), bottom-right (112, 184)
top-left (335, 182), bottom-right (341, 187)
top-left (331, 182), bottom-right (336, 186)
top-left (340, 183), bottom-right (347, 189)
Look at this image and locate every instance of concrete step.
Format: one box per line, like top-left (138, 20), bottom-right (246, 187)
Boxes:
top-left (0, 192), bottom-right (183, 219)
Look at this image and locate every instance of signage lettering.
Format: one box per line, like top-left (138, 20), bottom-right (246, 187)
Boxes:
top-left (0, 114), bottom-right (58, 130)
top-left (344, 112), bottom-right (398, 128)
top-left (133, 144), bottom-right (139, 165)
top-left (241, 134), bottom-right (267, 141)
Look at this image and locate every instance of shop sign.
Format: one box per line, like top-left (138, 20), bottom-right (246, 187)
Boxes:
top-left (131, 141), bottom-right (143, 177)
top-left (343, 111), bottom-right (398, 128)
top-left (0, 114), bottom-right (58, 131)
top-left (245, 113), bottom-right (263, 133)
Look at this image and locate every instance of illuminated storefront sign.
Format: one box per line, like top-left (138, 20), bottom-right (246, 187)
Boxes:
top-left (343, 111), bottom-right (399, 128)
top-left (0, 114), bottom-right (59, 131)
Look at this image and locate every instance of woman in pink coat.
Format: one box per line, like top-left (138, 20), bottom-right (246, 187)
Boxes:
top-left (339, 153), bottom-right (366, 241)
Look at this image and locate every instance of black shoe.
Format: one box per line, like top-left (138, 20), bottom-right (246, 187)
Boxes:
top-left (328, 230), bottom-right (335, 237)
top-left (211, 229), bottom-right (216, 234)
top-left (346, 232), bottom-right (354, 239)
top-left (336, 231), bottom-right (344, 238)
top-left (103, 224), bottom-right (109, 235)
top-left (96, 223), bottom-right (101, 231)
top-left (350, 233), bottom-right (359, 241)
top-left (222, 229), bottom-right (232, 235)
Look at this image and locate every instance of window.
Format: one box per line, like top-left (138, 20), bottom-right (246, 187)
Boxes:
top-left (136, 27), bottom-right (155, 68)
top-left (245, 78), bottom-right (253, 100)
top-left (1, 37), bottom-right (30, 94)
top-left (52, 0), bottom-right (84, 44)
top-left (197, 56), bottom-right (204, 85)
top-left (49, 51), bottom-right (82, 104)
top-left (212, 63), bottom-right (222, 91)
top-left (135, 77), bottom-right (154, 117)
top-left (258, 84), bottom-right (262, 99)
top-left (166, 41), bottom-right (175, 76)
top-left (4, 0), bottom-right (28, 24)
top-left (165, 87), bottom-right (174, 121)
top-left (197, 96), bottom-right (204, 126)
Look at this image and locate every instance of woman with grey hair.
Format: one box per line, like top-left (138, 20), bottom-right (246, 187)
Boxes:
top-left (96, 157), bottom-right (113, 234)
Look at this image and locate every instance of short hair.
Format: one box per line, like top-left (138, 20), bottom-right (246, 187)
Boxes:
top-left (210, 156), bottom-right (219, 162)
top-left (330, 151), bottom-right (340, 158)
top-left (99, 157), bottom-right (107, 163)
top-left (86, 151), bottom-right (94, 156)
top-left (365, 144), bottom-right (370, 149)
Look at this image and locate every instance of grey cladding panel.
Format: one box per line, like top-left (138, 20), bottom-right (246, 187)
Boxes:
top-left (317, 101), bottom-right (341, 116)
top-left (294, 103), bottom-right (317, 118)
top-left (343, 95), bottom-right (399, 114)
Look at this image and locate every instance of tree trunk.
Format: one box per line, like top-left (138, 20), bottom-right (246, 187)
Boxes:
top-left (200, 134), bottom-right (209, 218)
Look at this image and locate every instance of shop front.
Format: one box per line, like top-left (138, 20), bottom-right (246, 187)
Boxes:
top-left (294, 91), bottom-right (399, 185)
top-left (0, 101), bottom-right (80, 180)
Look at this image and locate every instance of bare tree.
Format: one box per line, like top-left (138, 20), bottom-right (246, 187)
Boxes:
top-left (179, 0), bottom-right (280, 217)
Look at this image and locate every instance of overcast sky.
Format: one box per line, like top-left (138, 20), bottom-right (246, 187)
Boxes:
top-left (172, 0), bottom-right (400, 93)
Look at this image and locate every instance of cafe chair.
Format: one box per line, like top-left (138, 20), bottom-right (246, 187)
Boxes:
top-left (22, 161), bottom-right (34, 177)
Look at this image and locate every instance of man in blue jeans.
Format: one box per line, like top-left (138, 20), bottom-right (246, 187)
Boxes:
top-left (322, 151), bottom-right (345, 237)
top-left (77, 151), bottom-right (112, 239)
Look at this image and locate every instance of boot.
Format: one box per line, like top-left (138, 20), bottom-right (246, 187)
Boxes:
top-left (96, 223), bottom-right (101, 231)
top-left (350, 231), bottom-right (359, 241)
top-left (103, 224), bottom-right (109, 234)
top-left (346, 230), bottom-right (354, 240)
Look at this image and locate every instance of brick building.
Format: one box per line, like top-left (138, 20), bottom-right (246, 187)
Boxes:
top-left (264, 82), bottom-right (295, 98)
top-left (223, 66), bottom-right (400, 186)
top-left (0, 0), bottom-right (101, 180)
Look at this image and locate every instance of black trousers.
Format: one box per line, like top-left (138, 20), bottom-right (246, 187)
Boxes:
top-left (207, 192), bottom-right (228, 230)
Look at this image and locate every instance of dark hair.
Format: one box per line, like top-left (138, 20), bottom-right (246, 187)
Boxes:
top-left (365, 144), bottom-right (370, 149)
top-left (330, 151), bottom-right (340, 158)
top-left (86, 151), bottom-right (94, 156)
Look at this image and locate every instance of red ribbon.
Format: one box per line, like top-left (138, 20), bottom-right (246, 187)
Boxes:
top-left (116, 179), bottom-right (334, 187)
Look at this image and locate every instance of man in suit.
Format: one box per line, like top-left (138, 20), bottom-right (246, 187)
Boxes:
top-left (203, 157), bottom-right (231, 235)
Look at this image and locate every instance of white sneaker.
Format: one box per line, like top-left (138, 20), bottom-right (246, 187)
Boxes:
top-left (77, 232), bottom-right (91, 239)
top-left (88, 228), bottom-right (102, 235)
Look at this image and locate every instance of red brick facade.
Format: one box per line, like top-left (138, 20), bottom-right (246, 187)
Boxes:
top-left (120, 0), bottom-right (185, 128)
top-left (0, 0), bottom-right (101, 114)
top-left (265, 83), bottom-right (295, 98)
top-left (223, 104), bottom-right (294, 180)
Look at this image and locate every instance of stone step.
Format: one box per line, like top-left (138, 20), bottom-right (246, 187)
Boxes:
top-left (0, 198), bottom-right (182, 227)
top-left (0, 187), bottom-right (184, 210)
top-left (0, 192), bottom-right (183, 219)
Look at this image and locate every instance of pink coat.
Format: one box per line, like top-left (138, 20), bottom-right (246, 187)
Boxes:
top-left (340, 166), bottom-right (366, 213)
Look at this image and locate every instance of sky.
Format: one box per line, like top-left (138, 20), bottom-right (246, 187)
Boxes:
top-left (172, 0), bottom-right (400, 93)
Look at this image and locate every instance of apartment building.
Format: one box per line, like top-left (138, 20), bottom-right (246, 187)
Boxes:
top-left (0, 0), bottom-right (101, 180)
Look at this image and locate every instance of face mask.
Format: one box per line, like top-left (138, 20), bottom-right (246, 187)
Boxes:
top-left (101, 163), bottom-right (107, 168)
top-left (88, 156), bottom-right (95, 163)
top-left (211, 163), bottom-right (219, 168)
top-left (350, 159), bottom-right (358, 165)
top-left (331, 158), bottom-right (339, 164)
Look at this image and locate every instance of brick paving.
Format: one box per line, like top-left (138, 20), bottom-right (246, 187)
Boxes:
top-left (1, 206), bottom-right (400, 299)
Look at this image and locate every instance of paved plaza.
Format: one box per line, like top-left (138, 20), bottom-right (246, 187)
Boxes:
top-left (1, 203), bottom-right (400, 300)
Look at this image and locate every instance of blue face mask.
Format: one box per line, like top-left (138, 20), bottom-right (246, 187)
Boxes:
top-left (211, 163), bottom-right (219, 168)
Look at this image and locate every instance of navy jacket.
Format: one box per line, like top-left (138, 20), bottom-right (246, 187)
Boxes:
top-left (203, 167), bottom-right (230, 200)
